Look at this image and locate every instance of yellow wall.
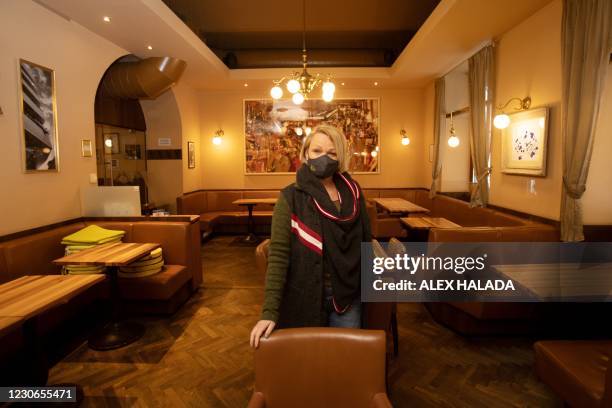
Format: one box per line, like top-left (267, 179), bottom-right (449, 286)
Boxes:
top-left (491, 0), bottom-right (563, 220)
top-left (0, 0), bottom-right (126, 235)
top-left (140, 89), bottom-right (183, 212)
top-left (174, 81), bottom-right (203, 194)
top-left (582, 65), bottom-right (612, 225)
top-left (198, 88), bottom-right (426, 190)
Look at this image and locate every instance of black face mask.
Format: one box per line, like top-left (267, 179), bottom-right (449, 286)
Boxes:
top-left (307, 154), bottom-right (339, 178)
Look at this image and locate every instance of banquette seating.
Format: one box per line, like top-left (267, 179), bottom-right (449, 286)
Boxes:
top-left (0, 217), bottom-right (203, 315)
top-left (534, 340), bottom-right (612, 408)
top-left (177, 190), bottom-right (279, 236)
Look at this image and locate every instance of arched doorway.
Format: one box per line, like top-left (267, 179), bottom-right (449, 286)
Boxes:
top-left (93, 55), bottom-right (185, 213)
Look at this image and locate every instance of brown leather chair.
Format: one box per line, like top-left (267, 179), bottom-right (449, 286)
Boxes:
top-left (248, 328), bottom-right (392, 408)
top-left (534, 340), bottom-right (612, 408)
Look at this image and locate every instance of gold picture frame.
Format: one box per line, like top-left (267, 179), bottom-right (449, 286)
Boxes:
top-left (81, 139), bottom-right (93, 157)
top-left (501, 107), bottom-right (549, 176)
top-left (18, 59), bottom-right (60, 173)
top-left (243, 98), bottom-right (380, 175)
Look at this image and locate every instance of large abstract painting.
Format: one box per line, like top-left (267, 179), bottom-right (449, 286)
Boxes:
top-left (244, 98), bottom-right (379, 174)
top-left (19, 59), bottom-right (59, 172)
top-left (501, 107), bottom-right (549, 176)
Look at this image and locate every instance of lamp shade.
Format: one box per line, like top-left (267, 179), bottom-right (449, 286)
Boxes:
top-left (292, 92), bottom-right (305, 105)
top-left (494, 114), bottom-right (511, 129)
top-left (270, 86), bottom-right (283, 99)
top-left (287, 79), bottom-right (300, 94)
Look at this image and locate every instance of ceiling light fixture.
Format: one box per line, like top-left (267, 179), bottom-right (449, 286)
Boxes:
top-left (103, 16), bottom-right (111, 23)
top-left (147, 45), bottom-right (153, 50)
top-left (447, 112), bottom-right (460, 148)
top-left (494, 96), bottom-right (531, 129)
top-left (269, 0), bottom-right (335, 104)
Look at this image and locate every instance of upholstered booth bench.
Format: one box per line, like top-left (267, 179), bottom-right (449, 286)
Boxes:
top-left (177, 190), bottom-right (279, 237)
top-left (534, 340), bottom-right (612, 408)
top-left (0, 216), bottom-right (203, 315)
top-left (0, 216), bottom-right (203, 384)
top-left (362, 188), bottom-right (558, 240)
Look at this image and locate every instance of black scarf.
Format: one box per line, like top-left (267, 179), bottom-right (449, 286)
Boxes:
top-left (296, 164), bottom-right (365, 310)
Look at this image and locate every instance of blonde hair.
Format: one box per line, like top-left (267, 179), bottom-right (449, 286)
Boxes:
top-left (300, 125), bottom-right (349, 173)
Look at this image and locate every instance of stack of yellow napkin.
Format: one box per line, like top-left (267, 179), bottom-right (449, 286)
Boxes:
top-left (61, 225), bottom-right (125, 275)
top-left (119, 247), bottom-right (164, 278)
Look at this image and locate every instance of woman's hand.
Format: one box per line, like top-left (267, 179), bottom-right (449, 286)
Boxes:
top-left (250, 320), bottom-right (276, 349)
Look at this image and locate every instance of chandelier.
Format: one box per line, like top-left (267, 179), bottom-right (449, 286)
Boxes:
top-left (269, 0), bottom-right (335, 104)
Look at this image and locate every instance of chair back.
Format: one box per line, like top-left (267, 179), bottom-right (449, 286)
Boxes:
top-left (253, 327), bottom-right (387, 408)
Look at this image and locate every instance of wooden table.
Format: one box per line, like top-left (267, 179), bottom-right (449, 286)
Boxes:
top-left (371, 198), bottom-right (430, 215)
top-left (492, 262), bottom-right (612, 301)
top-left (0, 274), bottom-right (104, 385)
top-left (53, 242), bottom-right (160, 351)
top-left (400, 217), bottom-right (461, 230)
top-left (232, 198), bottom-right (278, 244)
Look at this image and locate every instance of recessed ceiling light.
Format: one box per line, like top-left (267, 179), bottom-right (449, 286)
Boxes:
top-left (147, 45), bottom-right (153, 50)
top-left (374, 81), bottom-right (379, 86)
top-left (244, 83), bottom-right (248, 87)
top-left (103, 16), bottom-right (111, 23)
top-left (341, 82), bottom-right (345, 86)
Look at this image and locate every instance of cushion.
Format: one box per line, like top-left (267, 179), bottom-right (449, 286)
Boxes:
top-left (535, 340), bottom-right (612, 408)
top-left (61, 225), bottom-right (125, 245)
top-left (119, 264), bottom-right (189, 300)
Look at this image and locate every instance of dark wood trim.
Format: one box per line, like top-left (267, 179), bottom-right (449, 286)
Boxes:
top-left (583, 225), bottom-right (612, 242)
top-left (0, 216), bottom-right (200, 243)
top-left (146, 149), bottom-right (182, 160)
top-left (485, 203), bottom-right (559, 227)
top-left (0, 218), bottom-right (84, 243)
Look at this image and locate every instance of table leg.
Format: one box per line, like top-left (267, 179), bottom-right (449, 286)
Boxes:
top-left (88, 266), bottom-right (145, 351)
top-left (20, 316), bottom-right (48, 386)
top-left (242, 204), bottom-right (260, 244)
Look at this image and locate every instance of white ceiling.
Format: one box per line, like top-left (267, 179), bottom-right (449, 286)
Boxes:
top-left (35, 0), bottom-right (554, 90)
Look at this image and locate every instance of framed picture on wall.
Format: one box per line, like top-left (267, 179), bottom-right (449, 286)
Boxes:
top-left (187, 141), bottom-right (196, 169)
top-left (81, 139), bottom-right (93, 157)
top-left (501, 107), bottom-right (549, 176)
top-left (18, 59), bottom-right (59, 172)
top-left (244, 98), bottom-right (380, 174)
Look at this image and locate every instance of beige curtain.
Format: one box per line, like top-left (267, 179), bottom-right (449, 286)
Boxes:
top-left (560, 0), bottom-right (612, 242)
top-left (468, 45), bottom-right (495, 207)
top-left (430, 78), bottom-right (445, 198)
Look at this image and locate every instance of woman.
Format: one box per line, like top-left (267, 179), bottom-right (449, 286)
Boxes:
top-left (250, 125), bottom-right (371, 348)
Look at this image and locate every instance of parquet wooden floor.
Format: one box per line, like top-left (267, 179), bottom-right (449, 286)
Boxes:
top-left (47, 236), bottom-right (561, 407)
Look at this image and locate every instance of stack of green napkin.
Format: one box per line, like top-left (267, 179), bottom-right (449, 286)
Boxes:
top-left (61, 225), bottom-right (125, 275)
top-left (119, 247), bottom-right (164, 278)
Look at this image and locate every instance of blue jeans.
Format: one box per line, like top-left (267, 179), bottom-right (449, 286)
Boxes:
top-left (324, 285), bottom-right (361, 328)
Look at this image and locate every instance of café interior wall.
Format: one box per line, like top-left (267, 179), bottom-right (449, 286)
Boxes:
top-left (140, 89), bottom-right (183, 212)
top-left (0, 0), bottom-right (127, 235)
top-left (581, 64), bottom-right (612, 225)
top-left (490, 0), bottom-right (563, 221)
top-left (198, 88), bottom-right (426, 190)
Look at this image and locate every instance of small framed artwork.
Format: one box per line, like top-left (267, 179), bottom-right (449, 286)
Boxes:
top-left (124, 144), bottom-right (142, 160)
top-left (187, 141), bottom-right (196, 169)
top-left (428, 144), bottom-right (434, 163)
top-left (104, 133), bottom-right (120, 154)
top-left (81, 139), bottom-right (93, 157)
top-left (501, 107), bottom-right (549, 176)
top-left (18, 59), bottom-right (59, 172)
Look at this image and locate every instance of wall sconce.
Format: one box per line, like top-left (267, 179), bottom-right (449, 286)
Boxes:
top-left (212, 129), bottom-right (224, 145)
top-left (400, 129), bottom-right (410, 146)
top-left (447, 112), bottom-right (459, 148)
top-left (494, 96), bottom-right (531, 129)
